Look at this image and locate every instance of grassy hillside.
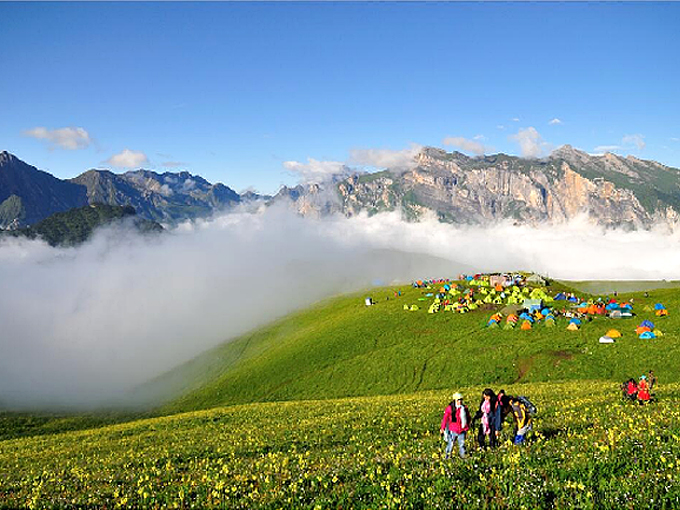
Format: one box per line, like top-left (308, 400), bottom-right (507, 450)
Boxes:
top-left (157, 280), bottom-right (680, 413)
top-left (2, 381), bottom-right (679, 509)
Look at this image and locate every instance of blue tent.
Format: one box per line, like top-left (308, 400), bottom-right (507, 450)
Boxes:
top-left (605, 303), bottom-right (619, 311)
top-left (466, 276), bottom-right (473, 281)
top-left (568, 296), bottom-right (579, 303)
top-left (621, 304), bottom-right (633, 310)
top-left (640, 331), bottom-right (656, 339)
top-left (545, 314), bottom-right (555, 321)
top-left (541, 307), bottom-right (551, 315)
top-left (641, 319), bottom-right (655, 329)
top-left (519, 312), bottom-right (534, 322)
top-left (655, 303), bottom-right (666, 310)
top-left (554, 293), bottom-right (567, 300)
top-left (444, 284), bottom-right (451, 291)
top-left (569, 318), bottom-right (582, 325)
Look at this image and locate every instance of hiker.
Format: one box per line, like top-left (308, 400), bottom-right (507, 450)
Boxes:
top-left (440, 392), bottom-right (470, 459)
top-left (494, 389), bottom-right (508, 439)
top-left (647, 370), bottom-right (657, 393)
top-left (625, 378), bottom-right (638, 402)
top-left (637, 376), bottom-right (651, 404)
top-left (473, 388), bottom-right (497, 449)
top-left (509, 396), bottom-right (532, 445)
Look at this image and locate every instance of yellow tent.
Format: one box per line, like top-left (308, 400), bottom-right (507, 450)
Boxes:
top-left (606, 329), bottom-right (622, 338)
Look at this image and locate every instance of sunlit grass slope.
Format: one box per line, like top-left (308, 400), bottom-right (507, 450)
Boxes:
top-left (161, 282), bottom-right (680, 413)
top-left (2, 381), bottom-right (679, 509)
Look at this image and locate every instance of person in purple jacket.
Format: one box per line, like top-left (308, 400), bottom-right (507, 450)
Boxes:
top-left (440, 392), bottom-right (471, 459)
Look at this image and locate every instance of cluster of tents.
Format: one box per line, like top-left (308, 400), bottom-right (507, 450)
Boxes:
top-left (634, 319), bottom-right (664, 339)
top-left (487, 306), bottom-right (558, 330)
top-left (643, 303), bottom-right (669, 317)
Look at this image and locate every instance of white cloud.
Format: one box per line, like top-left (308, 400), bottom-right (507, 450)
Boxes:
top-left (509, 127), bottom-right (552, 158)
top-left (622, 134), bottom-right (646, 151)
top-left (593, 145), bottom-right (622, 154)
top-left (106, 149), bottom-right (149, 168)
top-left (3, 208), bottom-right (680, 408)
top-left (24, 126), bottom-right (92, 150)
top-left (593, 134), bottom-right (646, 156)
top-left (349, 144), bottom-right (422, 170)
top-left (442, 136), bottom-right (492, 156)
top-left (497, 125), bottom-right (506, 130)
top-left (512, 117), bottom-right (520, 122)
top-left (283, 158), bottom-right (348, 184)
top-left (670, 137), bottom-right (680, 143)
top-left (548, 118), bottom-right (563, 125)
top-left (162, 161), bottom-right (187, 168)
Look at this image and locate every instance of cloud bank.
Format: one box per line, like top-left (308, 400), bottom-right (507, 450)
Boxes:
top-left (24, 126), bottom-right (92, 150)
top-left (2, 208), bottom-right (680, 409)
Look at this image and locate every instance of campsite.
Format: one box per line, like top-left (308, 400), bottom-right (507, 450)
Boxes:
top-left (2, 274), bottom-right (680, 509)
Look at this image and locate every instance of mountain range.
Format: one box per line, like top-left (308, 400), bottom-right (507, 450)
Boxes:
top-left (2, 147), bottom-right (680, 230)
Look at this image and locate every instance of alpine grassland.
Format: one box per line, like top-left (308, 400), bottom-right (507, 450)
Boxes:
top-left (2, 278), bottom-right (680, 508)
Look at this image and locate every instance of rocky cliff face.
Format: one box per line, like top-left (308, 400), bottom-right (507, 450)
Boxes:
top-left (278, 146), bottom-right (680, 229)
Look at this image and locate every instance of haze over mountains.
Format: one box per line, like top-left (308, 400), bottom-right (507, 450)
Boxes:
top-left (2, 146), bottom-right (680, 231)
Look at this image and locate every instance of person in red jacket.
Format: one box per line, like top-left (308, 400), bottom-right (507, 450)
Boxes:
top-left (625, 378), bottom-right (638, 402)
top-left (637, 375), bottom-right (651, 404)
top-left (440, 392), bottom-right (470, 459)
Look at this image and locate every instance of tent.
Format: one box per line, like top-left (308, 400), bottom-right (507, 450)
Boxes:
top-left (606, 329), bottom-right (622, 338)
top-left (654, 303), bottom-right (666, 310)
top-left (599, 336), bottom-right (615, 344)
top-left (545, 318), bottom-right (556, 328)
top-left (609, 310), bottom-right (623, 319)
top-left (569, 318), bottom-right (582, 326)
top-left (521, 321), bottom-right (532, 330)
top-left (487, 321), bottom-right (499, 328)
top-left (653, 329), bottom-right (664, 337)
top-left (523, 299), bottom-right (543, 312)
top-left (656, 309), bottom-right (668, 317)
top-left (567, 322), bottom-right (579, 331)
top-left (641, 319), bottom-right (655, 329)
top-left (541, 307), bottom-right (552, 316)
top-left (526, 273), bottom-right (546, 285)
top-left (554, 293), bottom-right (567, 300)
top-left (635, 326), bottom-right (651, 335)
top-left (490, 275), bottom-right (508, 288)
top-left (503, 322), bottom-right (516, 330)
top-left (639, 331), bottom-right (656, 339)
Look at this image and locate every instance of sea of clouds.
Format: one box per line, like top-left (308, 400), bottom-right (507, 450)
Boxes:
top-left (1, 206), bottom-right (679, 409)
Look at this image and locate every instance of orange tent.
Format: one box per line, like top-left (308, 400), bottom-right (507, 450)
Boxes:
top-left (521, 321), bottom-right (532, 330)
top-left (635, 326), bottom-right (651, 335)
top-left (656, 309), bottom-right (668, 317)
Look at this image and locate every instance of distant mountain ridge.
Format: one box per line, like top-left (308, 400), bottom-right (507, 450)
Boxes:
top-left (3, 204), bottom-right (163, 247)
top-left (3, 147), bottom-right (680, 230)
top-left (0, 151), bottom-right (258, 229)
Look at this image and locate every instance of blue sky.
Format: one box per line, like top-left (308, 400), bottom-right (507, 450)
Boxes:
top-left (1, 2), bottom-right (678, 194)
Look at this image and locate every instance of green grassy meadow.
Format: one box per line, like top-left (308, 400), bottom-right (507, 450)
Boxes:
top-left (160, 281), bottom-right (680, 413)
top-left (2, 278), bottom-right (680, 509)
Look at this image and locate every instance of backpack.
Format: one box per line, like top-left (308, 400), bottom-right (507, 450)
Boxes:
top-left (517, 396), bottom-right (537, 416)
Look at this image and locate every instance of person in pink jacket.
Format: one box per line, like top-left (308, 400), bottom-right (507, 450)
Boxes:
top-left (440, 392), bottom-right (471, 459)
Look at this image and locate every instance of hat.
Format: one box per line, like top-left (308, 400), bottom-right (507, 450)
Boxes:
top-left (452, 392), bottom-right (464, 400)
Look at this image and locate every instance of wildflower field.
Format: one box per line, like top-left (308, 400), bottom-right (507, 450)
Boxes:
top-left (2, 380), bottom-right (679, 509)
